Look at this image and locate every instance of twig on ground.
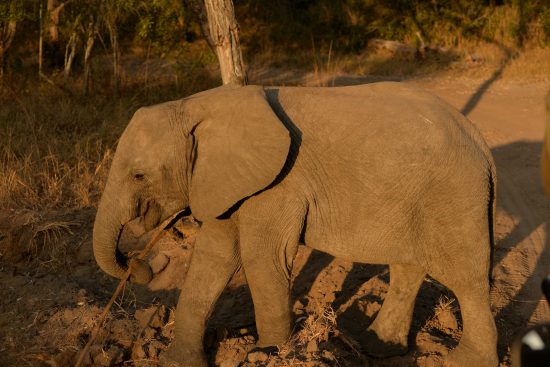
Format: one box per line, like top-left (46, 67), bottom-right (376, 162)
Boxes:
top-left (73, 211), bottom-right (186, 367)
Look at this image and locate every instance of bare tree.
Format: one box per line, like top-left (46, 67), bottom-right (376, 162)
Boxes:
top-left (63, 14), bottom-right (80, 78)
top-left (83, 15), bottom-right (98, 95)
top-left (188, 0), bottom-right (246, 86)
top-left (0, 2), bottom-right (18, 77)
top-left (47, 0), bottom-right (70, 43)
top-left (100, 0), bottom-right (133, 94)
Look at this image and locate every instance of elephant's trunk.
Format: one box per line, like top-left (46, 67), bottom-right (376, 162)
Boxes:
top-left (92, 185), bottom-right (130, 280)
top-left (93, 177), bottom-right (154, 284)
top-left (93, 174), bottom-right (135, 279)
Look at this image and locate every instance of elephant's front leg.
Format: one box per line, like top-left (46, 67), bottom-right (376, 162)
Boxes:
top-left (160, 219), bottom-right (240, 367)
top-left (238, 198), bottom-right (306, 349)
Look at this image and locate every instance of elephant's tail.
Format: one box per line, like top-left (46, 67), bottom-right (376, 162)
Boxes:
top-left (461, 113), bottom-right (497, 286)
top-left (459, 111), bottom-right (497, 285)
top-left (487, 161), bottom-right (496, 286)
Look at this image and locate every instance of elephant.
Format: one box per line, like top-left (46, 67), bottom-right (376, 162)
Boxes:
top-left (93, 82), bottom-right (498, 367)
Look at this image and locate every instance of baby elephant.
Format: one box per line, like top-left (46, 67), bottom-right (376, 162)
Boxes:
top-left (93, 83), bottom-right (498, 367)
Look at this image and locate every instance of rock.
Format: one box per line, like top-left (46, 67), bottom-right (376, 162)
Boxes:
top-left (54, 349), bottom-right (76, 367)
top-left (143, 327), bottom-right (157, 340)
top-left (437, 307), bottom-right (458, 331)
top-left (220, 358), bottom-right (241, 367)
top-left (362, 301), bottom-right (381, 318)
top-left (132, 342), bottom-right (147, 360)
top-left (149, 253), bottom-right (169, 274)
top-left (146, 340), bottom-right (165, 358)
top-left (93, 346), bottom-right (122, 367)
top-left (135, 305), bottom-right (166, 330)
top-left (94, 351), bottom-right (112, 366)
top-left (61, 309), bottom-right (78, 326)
top-left (306, 339), bottom-right (319, 353)
top-left (247, 351), bottom-right (269, 363)
top-left (75, 241), bottom-right (93, 264)
top-left (161, 323), bottom-right (173, 339)
top-left (89, 344), bottom-right (103, 359)
top-left (75, 288), bottom-right (87, 306)
top-left (321, 350), bottom-right (335, 361)
top-left (135, 307), bottom-right (156, 329)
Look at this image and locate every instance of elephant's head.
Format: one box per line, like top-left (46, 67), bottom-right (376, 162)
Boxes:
top-left (93, 85), bottom-right (291, 282)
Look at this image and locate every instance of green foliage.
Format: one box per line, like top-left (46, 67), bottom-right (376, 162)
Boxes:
top-left (1, 0), bottom-right (549, 78)
top-left (0, 1), bottom-right (25, 23)
top-left (0, 0), bottom-right (35, 25)
top-left (239, 0), bottom-right (550, 64)
top-left (136, 0), bottom-right (191, 53)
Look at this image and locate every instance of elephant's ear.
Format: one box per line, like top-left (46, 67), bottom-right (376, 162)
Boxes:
top-left (187, 85), bottom-right (291, 221)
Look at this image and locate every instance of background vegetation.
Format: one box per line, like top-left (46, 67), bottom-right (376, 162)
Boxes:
top-left (1, 0), bottom-right (549, 212)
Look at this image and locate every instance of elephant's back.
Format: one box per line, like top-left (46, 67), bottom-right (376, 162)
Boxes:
top-left (270, 83), bottom-right (491, 174)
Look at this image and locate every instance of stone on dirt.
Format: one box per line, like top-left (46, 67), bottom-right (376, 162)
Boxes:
top-left (247, 350), bottom-right (269, 363)
top-left (436, 307), bottom-right (458, 331)
top-left (220, 358), bottom-right (241, 367)
top-left (149, 253), bottom-right (170, 274)
top-left (306, 339), bottom-right (319, 353)
top-left (135, 306), bottom-right (166, 329)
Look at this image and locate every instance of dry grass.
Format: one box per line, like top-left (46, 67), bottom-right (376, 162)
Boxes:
top-left (0, 57), bottom-right (219, 211)
top-left (0, 57), bottom-right (218, 271)
top-left (0, 209), bottom-right (79, 269)
top-left (425, 295), bottom-right (459, 333)
top-left (0, 85), bottom-right (125, 210)
top-left (262, 302), bottom-right (337, 366)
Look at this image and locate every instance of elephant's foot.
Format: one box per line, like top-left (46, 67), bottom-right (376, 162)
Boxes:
top-left (357, 329), bottom-right (408, 358)
top-left (158, 345), bottom-right (207, 367)
top-left (443, 344), bottom-right (498, 367)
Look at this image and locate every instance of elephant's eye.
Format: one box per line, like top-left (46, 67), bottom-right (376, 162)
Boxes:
top-left (133, 173), bottom-right (146, 182)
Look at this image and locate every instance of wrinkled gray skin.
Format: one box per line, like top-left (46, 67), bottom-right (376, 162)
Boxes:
top-left (93, 83), bottom-right (498, 367)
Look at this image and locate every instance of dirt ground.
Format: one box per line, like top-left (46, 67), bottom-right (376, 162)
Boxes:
top-left (1, 73), bottom-right (549, 367)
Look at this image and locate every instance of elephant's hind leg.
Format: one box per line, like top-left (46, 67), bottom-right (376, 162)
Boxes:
top-left (429, 234), bottom-right (498, 367)
top-left (359, 264), bottom-right (425, 357)
top-left (439, 276), bottom-right (498, 367)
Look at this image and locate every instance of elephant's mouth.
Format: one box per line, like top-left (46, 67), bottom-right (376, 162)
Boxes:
top-left (123, 205), bottom-right (192, 241)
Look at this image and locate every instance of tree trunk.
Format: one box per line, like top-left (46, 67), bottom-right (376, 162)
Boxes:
top-left (185, 0), bottom-right (216, 49)
top-left (64, 29), bottom-right (77, 78)
top-left (202, 0), bottom-right (247, 86)
top-left (106, 20), bottom-right (120, 94)
top-left (0, 16), bottom-right (17, 77)
top-left (83, 17), bottom-right (97, 95)
top-left (39, 1), bottom-right (44, 77)
top-left (47, 0), bottom-right (68, 44)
